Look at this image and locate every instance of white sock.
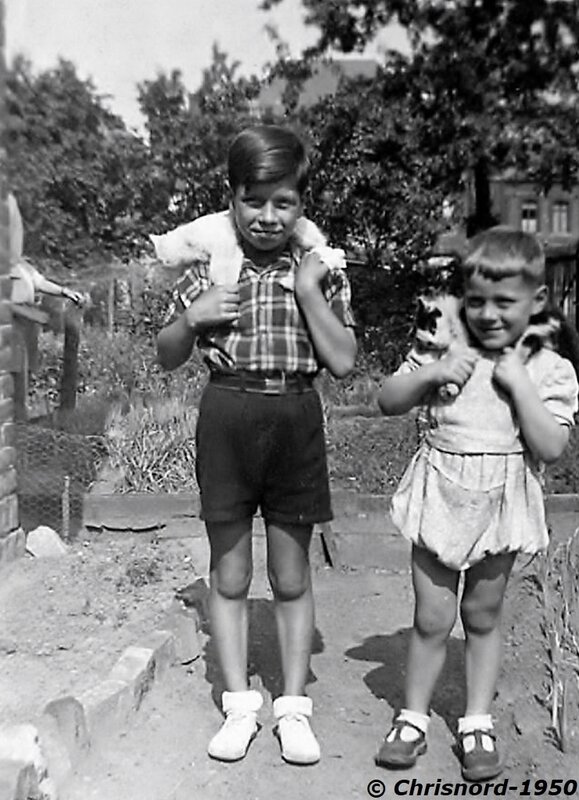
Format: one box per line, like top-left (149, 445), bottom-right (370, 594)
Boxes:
top-left (393, 709), bottom-right (430, 742)
top-left (458, 714), bottom-right (494, 753)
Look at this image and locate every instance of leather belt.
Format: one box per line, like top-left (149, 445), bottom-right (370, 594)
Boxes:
top-left (209, 370), bottom-right (315, 395)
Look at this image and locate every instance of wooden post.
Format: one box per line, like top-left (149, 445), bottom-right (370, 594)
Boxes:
top-left (59, 302), bottom-right (83, 412)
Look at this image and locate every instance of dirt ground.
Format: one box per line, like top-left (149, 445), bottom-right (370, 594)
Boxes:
top-left (0, 534), bottom-right (199, 728)
top-left (2, 509), bottom-right (579, 799)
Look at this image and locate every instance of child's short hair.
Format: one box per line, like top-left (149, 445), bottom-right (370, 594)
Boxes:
top-left (463, 226), bottom-right (546, 285)
top-left (227, 125), bottom-right (310, 194)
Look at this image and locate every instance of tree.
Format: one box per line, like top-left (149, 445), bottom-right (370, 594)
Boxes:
top-left (6, 56), bottom-right (149, 262)
top-left (262, 1), bottom-right (579, 235)
top-left (137, 46), bottom-right (261, 232)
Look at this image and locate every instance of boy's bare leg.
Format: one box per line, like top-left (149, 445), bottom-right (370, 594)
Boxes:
top-left (206, 519), bottom-right (253, 692)
top-left (405, 546), bottom-right (460, 714)
top-left (460, 551), bottom-right (516, 715)
top-left (266, 522), bottom-right (314, 696)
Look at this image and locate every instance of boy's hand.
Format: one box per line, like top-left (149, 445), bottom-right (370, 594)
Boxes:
top-left (185, 285), bottom-right (240, 329)
top-left (493, 347), bottom-right (530, 395)
top-left (433, 348), bottom-right (478, 389)
top-left (296, 251), bottom-right (330, 295)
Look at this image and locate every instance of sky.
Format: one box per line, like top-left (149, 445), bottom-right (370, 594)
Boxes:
top-left (6, 0), bottom-right (408, 133)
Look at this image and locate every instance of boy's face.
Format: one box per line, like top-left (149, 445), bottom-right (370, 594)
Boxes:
top-left (464, 271), bottom-right (547, 350)
top-left (231, 177), bottom-right (303, 254)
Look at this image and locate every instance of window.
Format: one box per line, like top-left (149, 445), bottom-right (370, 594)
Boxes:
top-left (521, 201), bottom-right (538, 233)
top-left (552, 201), bottom-right (570, 234)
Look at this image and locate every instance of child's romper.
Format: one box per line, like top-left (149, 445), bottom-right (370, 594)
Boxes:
top-left (390, 348), bottom-right (578, 570)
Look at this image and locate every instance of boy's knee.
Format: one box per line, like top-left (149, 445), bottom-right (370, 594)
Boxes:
top-left (212, 566), bottom-right (252, 601)
top-left (268, 567), bottom-right (310, 602)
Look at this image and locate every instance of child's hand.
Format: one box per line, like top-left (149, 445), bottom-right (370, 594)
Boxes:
top-left (434, 348), bottom-right (478, 390)
top-left (296, 250), bottom-right (330, 295)
top-left (492, 347), bottom-right (530, 395)
top-left (185, 284), bottom-right (240, 328)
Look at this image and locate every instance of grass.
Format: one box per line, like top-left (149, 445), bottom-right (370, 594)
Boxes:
top-left (534, 528), bottom-right (579, 752)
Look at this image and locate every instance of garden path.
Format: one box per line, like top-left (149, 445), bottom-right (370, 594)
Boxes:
top-left (59, 506), bottom-right (579, 800)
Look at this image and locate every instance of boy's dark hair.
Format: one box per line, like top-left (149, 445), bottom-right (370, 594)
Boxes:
top-left (227, 125), bottom-right (310, 194)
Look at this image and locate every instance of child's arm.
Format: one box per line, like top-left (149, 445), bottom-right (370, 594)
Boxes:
top-left (493, 349), bottom-right (569, 462)
top-left (295, 252), bottom-right (357, 378)
top-left (157, 284), bottom-right (239, 371)
top-left (378, 350), bottom-right (478, 416)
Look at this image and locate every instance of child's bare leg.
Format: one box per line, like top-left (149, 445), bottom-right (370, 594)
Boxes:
top-left (460, 551), bottom-right (516, 715)
top-left (207, 519), bottom-right (253, 692)
top-left (265, 521), bottom-right (314, 696)
top-left (405, 545), bottom-right (460, 714)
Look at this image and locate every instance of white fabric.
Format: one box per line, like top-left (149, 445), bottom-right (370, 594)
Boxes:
top-left (151, 209), bottom-right (346, 285)
top-left (273, 695), bottom-right (320, 764)
top-left (207, 690), bottom-right (263, 761)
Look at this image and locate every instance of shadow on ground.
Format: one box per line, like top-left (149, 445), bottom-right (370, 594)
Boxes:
top-left (200, 597), bottom-right (325, 708)
top-left (346, 628), bottom-right (467, 736)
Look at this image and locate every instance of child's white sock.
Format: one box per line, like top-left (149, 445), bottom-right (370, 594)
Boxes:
top-left (397, 708), bottom-right (430, 741)
top-left (458, 714), bottom-right (494, 753)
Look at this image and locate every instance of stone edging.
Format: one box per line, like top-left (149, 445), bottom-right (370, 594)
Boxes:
top-left (0, 591), bottom-right (207, 800)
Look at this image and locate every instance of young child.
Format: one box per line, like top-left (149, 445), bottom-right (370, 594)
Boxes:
top-left (156, 125), bottom-right (357, 765)
top-left (375, 227), bottom-right (578, 781)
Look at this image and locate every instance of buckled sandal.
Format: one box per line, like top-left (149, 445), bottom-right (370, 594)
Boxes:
top-left (459, 729), bottom-right (503, 782)
top-left (375, 719), bottom-right (427, 769)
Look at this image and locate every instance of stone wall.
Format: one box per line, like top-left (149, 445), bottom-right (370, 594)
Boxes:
top-left (0, 0), bottom-right (24, 565)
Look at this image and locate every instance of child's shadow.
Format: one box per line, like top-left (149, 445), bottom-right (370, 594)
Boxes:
top-left (345, 628), bottom-right (466, 734)
top-left (202, 597), bottom-right (324, 709)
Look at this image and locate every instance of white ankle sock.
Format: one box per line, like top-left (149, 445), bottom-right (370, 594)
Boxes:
top-left (396, 709), bottom-right (430, 741)
top-left (458, 713), bottom-right (493, 734)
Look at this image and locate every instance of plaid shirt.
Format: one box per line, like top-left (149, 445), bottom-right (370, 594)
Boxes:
top-left (167, 245), bottom-right (356, 374)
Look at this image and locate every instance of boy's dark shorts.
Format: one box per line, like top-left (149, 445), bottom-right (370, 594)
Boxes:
top-left (195, 382), bottom-right (332, 525)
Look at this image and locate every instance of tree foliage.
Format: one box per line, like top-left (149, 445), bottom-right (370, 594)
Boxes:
top-left (263, 0), bottom-right (579, 236)
top-left (5, 56), bottom-right (150, 262)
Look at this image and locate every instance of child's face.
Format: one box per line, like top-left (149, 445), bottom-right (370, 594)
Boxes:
top-left (231, 177), bottom-right (302, 255)
top-left (464, 271), bottom-right (546, 351)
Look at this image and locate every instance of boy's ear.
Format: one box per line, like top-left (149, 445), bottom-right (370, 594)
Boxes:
top-left (532, 284), bottom-right (548, 314)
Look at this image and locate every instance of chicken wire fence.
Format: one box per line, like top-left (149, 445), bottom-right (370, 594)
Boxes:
top-left (15, 420), bottom-right (107, 541)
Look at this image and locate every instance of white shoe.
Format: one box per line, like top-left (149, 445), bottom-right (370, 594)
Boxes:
top-left (273, 695), bottom-right (320, 765)
top-left (208, 690), bottom-right (263, 761)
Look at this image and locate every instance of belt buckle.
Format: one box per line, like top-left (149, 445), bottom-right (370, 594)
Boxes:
top-left (264, 372), bottom-right (286, 394)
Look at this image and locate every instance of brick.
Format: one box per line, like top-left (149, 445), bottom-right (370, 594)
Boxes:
top-left (0, 527), bottom-right (25, 568)
top-left (0, 759), bottom-right (39, 800)
top-left (78, 679), bottom-right (135, 745)
top-left (0, 447), bottom-right (15, 473)
top-left (0, 423), bottom-right (15, 448)
top-left (0, 303), bottom-right (11, 325)
top-left (42, 697), bottom-right (88, 762)
top-left (0, 725), bottom-right (50, 800)
top-left (0, 468), bottom-right (16, 499)
top-left (0, 348), bottom-right (12, 373)
top-left (0, 326), bottom-right (11, 351)
top-left (0, 399), bottom-right (13, 425)
top-left (0, 375), bottom-right (12, 400)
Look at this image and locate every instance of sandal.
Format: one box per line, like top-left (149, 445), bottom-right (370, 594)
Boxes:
top-left (459, 729), bottom-right (503, 782)
top-left (375, 718), bottom-right (427, 768)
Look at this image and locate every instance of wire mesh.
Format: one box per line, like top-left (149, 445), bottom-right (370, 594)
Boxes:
top-left (15, 420), bottom-right (107, 541)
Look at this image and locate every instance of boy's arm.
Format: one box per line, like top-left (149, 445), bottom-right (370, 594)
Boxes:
top-left (157, 284), bottom-right (240, 371)
top-left (378, 351), bottom-right (478, 416)
top-left (295, 252), bottom-right (356, 378)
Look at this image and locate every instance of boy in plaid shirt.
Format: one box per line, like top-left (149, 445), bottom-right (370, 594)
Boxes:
top-left (157, 125), bottom-right (357, 765)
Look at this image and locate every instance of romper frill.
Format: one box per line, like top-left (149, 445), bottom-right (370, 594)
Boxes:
top-left (390, 348), bottom-right (578, 570)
